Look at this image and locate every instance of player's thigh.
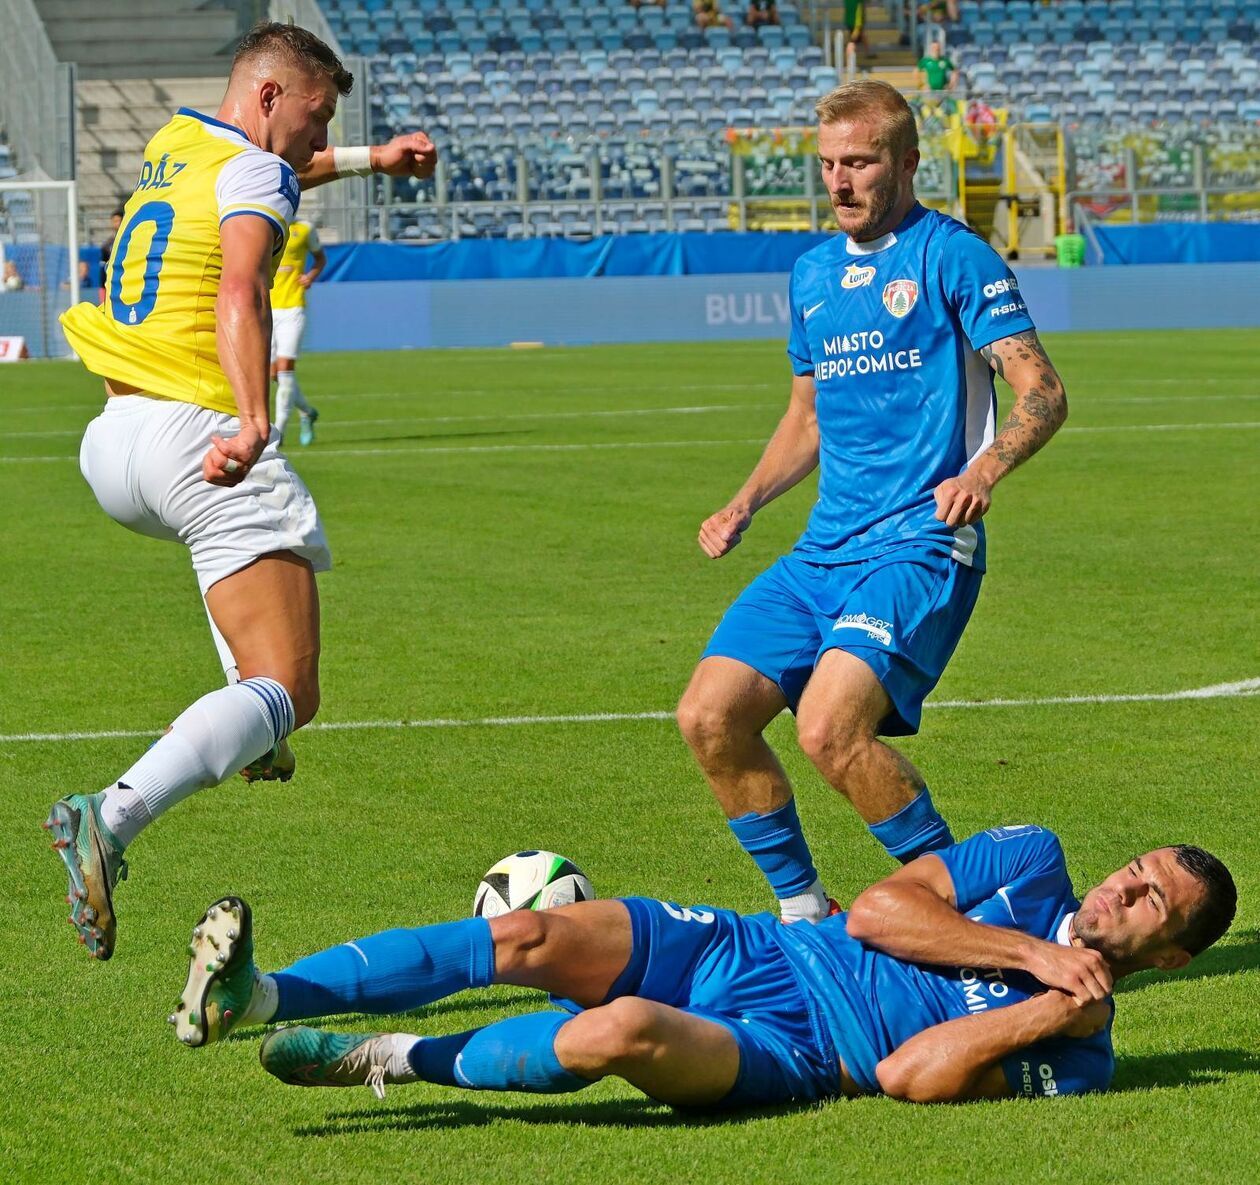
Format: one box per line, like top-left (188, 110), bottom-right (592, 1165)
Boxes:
top-left (677, 655), bottom-right (787, 742)
top-left (697, 556), bottom-right (825, 712)
top-left (491, 899), bottom-right (634, 1006)
top-left (272, 308), bottom-right (305, 361)
top-left (203, 552), bottom-right (321, 713)
top-left (796, 647), bottom-right (892, 746)
top-left (813, 551), bottom-right (981, 736)
top-left (78, 396), bottom-right (187, 543)
top-left (555, 999), bottom-right (741, 1106)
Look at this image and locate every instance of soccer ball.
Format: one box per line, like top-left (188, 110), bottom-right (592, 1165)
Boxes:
top-left (473, 850), bottom-right (595, 918)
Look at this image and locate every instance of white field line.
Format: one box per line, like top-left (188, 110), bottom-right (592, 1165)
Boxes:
top-left (7, 386), bottom-right (1257, 422)
top-left (0, 403), bottom-right (781, 439)
top-left (7, 419), bottom-right (1260, 465)
top-left (3, 677), bottom-right (1257, 745)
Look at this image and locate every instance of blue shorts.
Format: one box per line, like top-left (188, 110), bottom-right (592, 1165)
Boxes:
top-left (604, 897), bottom-right (841, 1108)
top-left (701, 547), bottom-right (982, 735)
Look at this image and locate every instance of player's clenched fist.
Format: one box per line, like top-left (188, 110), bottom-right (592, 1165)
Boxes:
top-left (372, 132), bottom-right (438, 180)
top-left (203, 425), bottom-right (266, 487)
top-left (933, 470), bottom-right (993, 527)
top-left (1024, 940), bottom-right (1114, 1005)
top-left (698, 504), bottom-right (752, 559)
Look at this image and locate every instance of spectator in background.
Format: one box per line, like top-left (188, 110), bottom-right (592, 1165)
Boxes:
top-left (918, 0), bottom-right (959, 23)
top-left (629, 0), bottom-right (666, 7)
top-left (3, 259), bottom-right (23, 291)
top-left (916, 40), bottom-right (958, 92)
top-left (694, 0), bottom-right (735, 30)
top-left (746, 0), bottom-right (779, 28)
top-left (100, 206), bottom-right (125, 271)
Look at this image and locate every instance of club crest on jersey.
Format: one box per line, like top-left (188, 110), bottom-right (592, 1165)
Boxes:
top-left (882, 279), bottom-right (919, 318)
top-left (841, 263), bottom-right (876, 290)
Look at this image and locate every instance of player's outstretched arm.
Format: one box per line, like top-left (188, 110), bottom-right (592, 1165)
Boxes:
top-left (297, 132), bottom-right (439, 190)
top-left (846, 857), bottom-right (1113, 1004)
top-left (205, 215), bottom-right (275, 487)
top-left (876, 991), bottom-right (1109, 1103)
top-left (697, 373), bottom-right (819, 558)
top-left (933, 329), bottom-right (1069, 528)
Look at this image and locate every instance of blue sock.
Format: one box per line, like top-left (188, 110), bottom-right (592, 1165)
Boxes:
top-left (407, 1029), bottom-right (478, 1087)
top-left (728, 797), bottom-right (819, 898)
top-left (443, 1011), bottom-right (588, 1094)
top-left (272, 917), bottom-right (496, 1022)
top-left (868, 788), bottom-right (955, 863)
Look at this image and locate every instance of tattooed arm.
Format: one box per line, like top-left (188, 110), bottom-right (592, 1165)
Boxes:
top-left (933, 329), bottom-right (1069, 528)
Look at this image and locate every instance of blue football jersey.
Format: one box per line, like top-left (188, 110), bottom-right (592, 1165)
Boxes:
top-left (773, 826), bottom-right (1116, 1097)
top-left (785, 203), bottom-right (1036, 572)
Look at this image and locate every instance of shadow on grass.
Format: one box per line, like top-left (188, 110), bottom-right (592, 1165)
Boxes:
top-left (1113, 1046), bottom-right (1260, 1091)
top-left (295, 1095), bottom-right (802, 1137)
top-left (1114, 928), bottom-right (1260, 996)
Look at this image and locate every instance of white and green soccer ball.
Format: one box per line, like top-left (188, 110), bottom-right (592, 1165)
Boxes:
top-left (473, 850), bottom-right (595, 918)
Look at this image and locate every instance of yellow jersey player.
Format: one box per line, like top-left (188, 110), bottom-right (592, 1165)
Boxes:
top-left (270, 217), bottom-right (326, 445)
top-left (46, 22), bottom-right (437, 961)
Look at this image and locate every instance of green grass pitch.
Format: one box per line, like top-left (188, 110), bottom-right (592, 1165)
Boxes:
top-left (1, 329), bottom-right (1257, 1184)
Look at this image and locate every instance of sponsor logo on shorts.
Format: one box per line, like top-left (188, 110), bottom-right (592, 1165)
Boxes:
top-left (841, 263), bottom-right (876, 289)
top-left (882, 279), bottom-right (919, 318)
top-left (832, 613), bottom-right (893, 646)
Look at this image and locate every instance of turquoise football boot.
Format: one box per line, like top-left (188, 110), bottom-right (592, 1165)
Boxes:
top-left (170, 896), bottom-right (261, 1047)
top-left (43, 792), bottom-right (128, 960)
top-left (260, 1027), bottom-right (410, 1100)
top-left (240, 737), bottom-right (296, 784)
top-left (298, 406), bottom-right (318, 446)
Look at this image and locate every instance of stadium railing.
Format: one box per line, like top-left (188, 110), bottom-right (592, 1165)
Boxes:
top-left (0, 0), bottom-right (76, 181)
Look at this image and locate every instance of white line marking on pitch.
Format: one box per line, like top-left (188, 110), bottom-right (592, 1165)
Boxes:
top-left (3, 678), bottom-right (1256, 744)
top-left (6, 421), bottom-right (1260, 465)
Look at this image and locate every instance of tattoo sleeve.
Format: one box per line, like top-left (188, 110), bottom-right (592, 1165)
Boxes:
top-left (979, 329), bottom-right (1068, 476)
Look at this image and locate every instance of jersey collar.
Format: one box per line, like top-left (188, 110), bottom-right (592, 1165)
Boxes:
top-left (177, 106), bottom-right (250, 143)
top-left (844, 201), bottom-right (928, 256)
top-left (1055, 912), bottom-right (1076, 946)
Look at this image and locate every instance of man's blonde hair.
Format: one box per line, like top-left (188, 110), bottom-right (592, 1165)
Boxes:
top-left (815, 79), bottom-right (918, 159)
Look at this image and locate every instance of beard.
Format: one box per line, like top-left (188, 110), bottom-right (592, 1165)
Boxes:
top-left (832, 179), bottom-right (901, 241)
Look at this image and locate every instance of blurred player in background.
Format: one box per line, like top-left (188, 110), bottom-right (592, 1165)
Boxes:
top-left (170, 828), bottom-right (1235, 1107)
top-left (47, 22), bottom-right (437, 961)
top-left (270, 216), bottom-right (325, 446)
top-left (678, 81), bottom-right (1069, 922)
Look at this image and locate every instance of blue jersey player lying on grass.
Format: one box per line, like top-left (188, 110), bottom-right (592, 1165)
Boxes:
top-left (173, 827), bottom-right (1235, 1107)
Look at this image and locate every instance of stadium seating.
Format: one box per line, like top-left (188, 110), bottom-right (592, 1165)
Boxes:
top-left (311, 0), bottom-right (1257, 240)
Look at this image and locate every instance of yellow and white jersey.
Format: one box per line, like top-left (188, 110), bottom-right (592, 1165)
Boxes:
top-left (61, 108), bottom-right (300, 416)
top-left (271, 219), bottom-right (321, 310)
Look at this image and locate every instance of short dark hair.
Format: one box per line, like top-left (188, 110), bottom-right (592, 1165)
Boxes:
top-left (232, 21), bottom-right (354, 96)
top-left (1171, 845), bottom-right (1237, 956)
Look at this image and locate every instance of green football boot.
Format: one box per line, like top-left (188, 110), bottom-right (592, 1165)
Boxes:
top-left (260, 1027), bottom-right (410, 1100)
top-left (43, 792), bottom-right (128, 960)
top-left (298, 406), bottom-right (318, 446)
top-left (240, 737), bottom-right (296, 784)
top-left (170, 896), bottom-right (260, 1047)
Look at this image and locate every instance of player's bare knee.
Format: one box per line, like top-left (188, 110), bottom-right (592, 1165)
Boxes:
top-left (797, 712), bottom-right (865, 780)
top-left (488, 909), bottom-right (551, 972)
top-left (569, 999), bottom-right (663, 1070)
top-left (677, 691), bottom-right (738, 760)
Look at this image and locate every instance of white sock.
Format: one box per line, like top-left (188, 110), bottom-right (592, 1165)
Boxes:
top-left (240, 972), bottom-right (280, 1026)
top-left (275, 371), bottom-right (296, 438)
top-left (98, 677), bottom-right (293, 847)
top-left (382, 1033), bottom-right (422, 1082)
top-left (289, 373), bottom-right (312, 414)
top-left (778, 877), bottom-right (830, 924)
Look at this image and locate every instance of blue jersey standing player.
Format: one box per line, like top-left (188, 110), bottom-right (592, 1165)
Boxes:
top-left (169, 828), bottom-right (1235, 1107)
top-left (677, 80), bottom-right (1070, 921)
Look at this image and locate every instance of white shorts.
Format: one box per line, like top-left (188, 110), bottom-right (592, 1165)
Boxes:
top-left (79, 394), bottom-right (332, 594)
top-left (271, 306), bottom-right (306, 361)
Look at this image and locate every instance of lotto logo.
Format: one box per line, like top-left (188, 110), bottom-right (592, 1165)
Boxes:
top-left (983, 278), bottom-right (1020, 298)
